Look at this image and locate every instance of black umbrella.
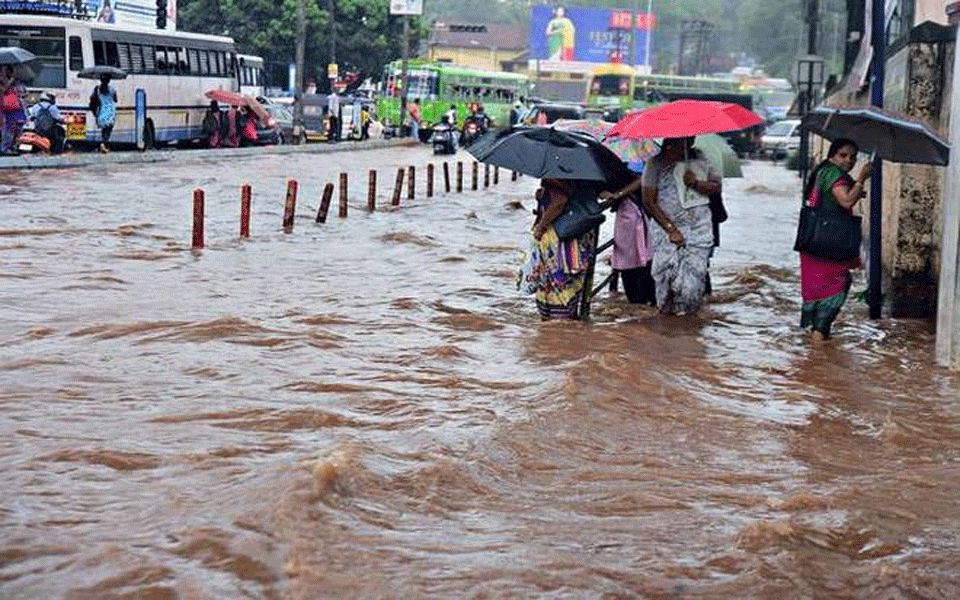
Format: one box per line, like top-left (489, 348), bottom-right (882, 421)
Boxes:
top-left (0, 46), bottom-right (42, 82)
top-left (468, 126), bottom-right (633, 185)
top-left (802, 105), bottom-right (950, 166)
top-left (77, 65), bottom-right (128, 80)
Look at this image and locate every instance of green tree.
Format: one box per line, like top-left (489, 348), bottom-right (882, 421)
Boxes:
top-left (179, 0), bottom-right (420, 89)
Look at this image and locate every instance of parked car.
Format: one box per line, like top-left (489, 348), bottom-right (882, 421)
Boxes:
top-left (759, 118), bottom-right (802, 160)
top-left (521, 103), bottom-right (585, 125)
top-left (263, 104), bottom-right (307, 145)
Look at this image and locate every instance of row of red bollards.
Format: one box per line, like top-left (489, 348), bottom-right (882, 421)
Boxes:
top-left (191, 161), bottom-right (520, 249)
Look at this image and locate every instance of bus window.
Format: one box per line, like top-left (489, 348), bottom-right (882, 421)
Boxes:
top-left (188, 48), bottom-right (199, 74)
top-left (154, 47), bottom-right (169, 73)
top-left (591, 74), bottom-right (629, 96)
top-left (116, 43), bottom-right (131, 72)
top-left (129, 44), bottom-right (144, 73)
top-left (69, 35), bottom-right (83, 71)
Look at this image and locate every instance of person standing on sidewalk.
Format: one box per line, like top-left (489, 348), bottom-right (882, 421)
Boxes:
top-left (407, 98), bottom-right (422, 141)
top-left (89, 74), bottom-right (117, 153)
top-left (327, 91), bottom-right (340, 142)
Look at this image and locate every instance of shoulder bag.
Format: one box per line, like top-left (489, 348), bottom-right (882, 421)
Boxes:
top-left (793, 179), bottom-right (862, 261)
top-left (552, 185), bottom-right (605, 241)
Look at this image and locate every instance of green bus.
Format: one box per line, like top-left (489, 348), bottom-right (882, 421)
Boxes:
top-left (377, 60), bottom-right (529, 138)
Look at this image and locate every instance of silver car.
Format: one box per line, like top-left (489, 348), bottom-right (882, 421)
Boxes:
top-left (759, 119), bottom-right (802, 160)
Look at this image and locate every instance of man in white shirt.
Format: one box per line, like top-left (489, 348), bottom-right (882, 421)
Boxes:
top-left (327, 91), bottom-right (340, 142)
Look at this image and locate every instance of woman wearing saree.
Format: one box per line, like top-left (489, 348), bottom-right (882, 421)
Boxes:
top-left (518, 178), bottom-right (598, 320)
top-left (602, 137), bottom-right (721, 315)
top-left (798, 138), bottom-right (872, 341)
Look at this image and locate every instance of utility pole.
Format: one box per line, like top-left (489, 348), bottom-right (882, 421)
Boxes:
top-left (798, 0), bottom-right (818, 184)
top-left (293, 0), bottom-right (305, 136)
top-left (399, 15), bottom-right (409, 135)
top-left (867, 0), bottom-right (885, 319)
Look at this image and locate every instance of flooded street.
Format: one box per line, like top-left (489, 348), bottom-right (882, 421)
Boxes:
top-left (2, 145), bottom-right (960, 599)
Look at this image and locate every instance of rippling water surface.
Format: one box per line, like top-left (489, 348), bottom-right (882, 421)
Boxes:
top-left (2, 146), bottom-right (960, 599)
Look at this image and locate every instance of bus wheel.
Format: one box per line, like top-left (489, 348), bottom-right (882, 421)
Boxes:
top-left (141, 120), bottom-right (156, 151)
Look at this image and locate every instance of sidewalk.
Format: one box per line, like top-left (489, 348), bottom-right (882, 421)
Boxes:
top-left (0, 137), bottom-right (418, 170)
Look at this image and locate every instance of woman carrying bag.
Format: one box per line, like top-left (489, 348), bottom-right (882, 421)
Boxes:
top-left (795, 137), bottom-right (872, 341)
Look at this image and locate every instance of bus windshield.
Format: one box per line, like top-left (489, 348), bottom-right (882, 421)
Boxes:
top-left (590, 74), bottom-right (629, 96)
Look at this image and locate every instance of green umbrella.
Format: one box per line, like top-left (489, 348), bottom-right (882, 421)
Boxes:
top-left (693, 133), bottom-right (743, 178)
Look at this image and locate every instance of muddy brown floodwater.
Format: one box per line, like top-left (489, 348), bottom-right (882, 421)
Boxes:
top-left (2, 146), bottom-right (960, 599)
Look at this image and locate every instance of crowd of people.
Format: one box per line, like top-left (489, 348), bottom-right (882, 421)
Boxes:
top-left (1, 70), bottom-right (116, 155)
top-left (518, 133), bottom-right (871, 342)
top-left (201, 100), bottom-right (260, 149)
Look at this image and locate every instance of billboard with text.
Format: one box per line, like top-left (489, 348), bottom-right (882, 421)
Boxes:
top-left (529, 5), bottom-right (654, 65)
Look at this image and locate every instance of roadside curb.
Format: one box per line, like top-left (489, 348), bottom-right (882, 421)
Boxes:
top-left (0, 137), bottom-right (419, 170)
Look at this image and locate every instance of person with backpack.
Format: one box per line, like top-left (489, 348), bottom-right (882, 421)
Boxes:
top-left (88, 74), bottom-right (117, 153)
top-left (28, 93), bottom-right (65, 154)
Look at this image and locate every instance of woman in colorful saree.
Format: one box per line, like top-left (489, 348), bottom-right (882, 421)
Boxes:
top-left (518, 178), bottom-right (597, 320)
top-left (798, 137), bottom-right (872, 341)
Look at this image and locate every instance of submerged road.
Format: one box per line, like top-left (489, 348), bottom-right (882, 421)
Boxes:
top-left (2, 145), bottom-right (960, 598)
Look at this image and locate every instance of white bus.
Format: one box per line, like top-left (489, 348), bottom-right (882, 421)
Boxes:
top-left (0, 12), bottom-right (239, 148)
top-left (237, 54), bottom-right (265, 99)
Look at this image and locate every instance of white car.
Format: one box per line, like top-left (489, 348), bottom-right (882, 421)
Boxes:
top-left (759, 119), bottom-right (802, 160)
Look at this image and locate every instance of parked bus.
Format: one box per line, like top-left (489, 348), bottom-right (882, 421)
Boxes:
top-left (377, 60), bottom-right (528, 139)
top-left (237, 53), bottom-right (265, 98)
top-left (0, 11), bottom-right (238, 148)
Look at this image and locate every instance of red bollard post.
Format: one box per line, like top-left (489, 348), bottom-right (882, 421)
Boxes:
top-left (456, 162), bottom-right (463, 193)
top-left (426, 163), bottom-right (434, 198)
top-left (494, 166), bottom-right (499, 185)
top-left (283, 179), bottom-right (298, 232)
top-left (484, 163), bottom-right (490, 188)
top-left (339, 172), bottom-right (348, 218)
top-left (392, 168), bottom-right (404, 206)
top-left (443, 161), bottom-right (451, 193)
top-left (192, 188), bottom-right (204, 249)
top-left (316, 183), bottom-right (334, 223)
top-left (471, 162), bottom-right (478, 190)
top-left (407, 165), bottom-right (415, 200)
top-left (240, 182), bottom-right (251, 238)
top-left (367, 170), bottom-right (377, 212)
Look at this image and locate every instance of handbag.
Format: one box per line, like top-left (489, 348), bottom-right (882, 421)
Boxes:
top-left (552, 186), bottom-right (606, 241)
top-left (793, 203), bottom-right (862, 261)
top-left (2, 88), bottom-right (21, 112)
top-left (708, 191), bottom-right (728, 224)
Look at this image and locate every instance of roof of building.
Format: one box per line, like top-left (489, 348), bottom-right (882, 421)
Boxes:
top-left (429, 23), bottom-right (527, 51)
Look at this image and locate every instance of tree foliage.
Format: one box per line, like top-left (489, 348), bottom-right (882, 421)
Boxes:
top-left (179, 0), bottom-right (422, 89)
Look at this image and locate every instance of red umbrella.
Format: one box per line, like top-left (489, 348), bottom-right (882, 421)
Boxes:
top-left (204, 89), bottom-right (269, 123)
top-left (606, 99), bottom-right (765, 140)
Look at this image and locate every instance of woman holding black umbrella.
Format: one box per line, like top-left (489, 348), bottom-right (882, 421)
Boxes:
top-left (518, 178), bottom-right (599, 320)
top-left (796, 137), bottom-right (872, 341)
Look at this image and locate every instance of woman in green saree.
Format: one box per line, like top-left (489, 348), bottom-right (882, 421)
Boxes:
top-left (797, 138), bottom-right (872, 341)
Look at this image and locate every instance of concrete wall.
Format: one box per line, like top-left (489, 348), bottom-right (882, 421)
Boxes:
top-left (882, 38), bottom-right (952, 317)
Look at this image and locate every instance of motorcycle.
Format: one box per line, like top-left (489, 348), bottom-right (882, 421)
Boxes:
top-left (429, 120), bottom-right (457, 155)
top-left (17, 122), bottom-right (66, 155)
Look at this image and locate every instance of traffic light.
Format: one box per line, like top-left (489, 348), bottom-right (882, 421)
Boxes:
top-left (156, 0), bottom-right (167, 29)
